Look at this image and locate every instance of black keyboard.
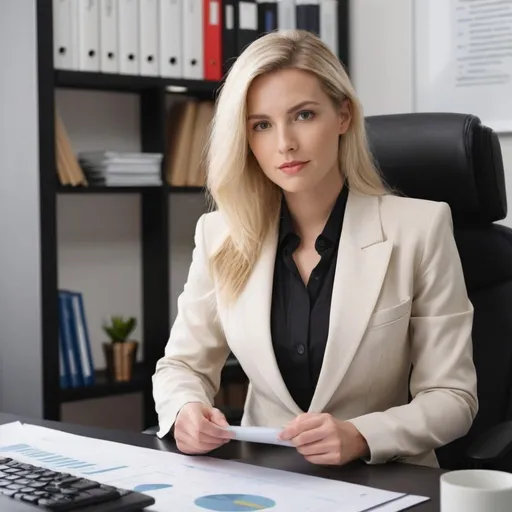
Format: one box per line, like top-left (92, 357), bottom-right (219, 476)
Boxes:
top-left (0, 457), bottom-right (155, 511)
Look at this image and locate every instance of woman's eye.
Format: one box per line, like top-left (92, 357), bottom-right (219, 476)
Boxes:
top-left (297, 110), bottom-right (314, 121)
top-left (253, 121), bottom-right (270, 131)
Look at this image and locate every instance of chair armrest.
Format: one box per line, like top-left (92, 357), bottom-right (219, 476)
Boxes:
top-left (467, 420), bottom-right (512, 463)
top-left (142, 425), bottom-right (159, 436)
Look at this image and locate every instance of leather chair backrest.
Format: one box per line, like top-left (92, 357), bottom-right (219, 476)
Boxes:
top-left (366, 113), bottom-right (511, 470)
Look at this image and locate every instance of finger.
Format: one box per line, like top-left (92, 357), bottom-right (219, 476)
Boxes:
top-left (180, 422), bottom-right (230, 445)
top-left (291, 426), bottom-right (327, 447)
top-left (197, 429), bottom-right (231, 445)
top-left (209, 408), bottom-right (230, 428)
top-left (197, 416), bottom-right (233, 440)
top-left (281, 415), bottom-right (326, 441)
top-left (178, 430), bottom-right (225, 453)
top-left (297, 440), bottom-right (332, 457)
top-left (304, 453), bottom-right (339, 465)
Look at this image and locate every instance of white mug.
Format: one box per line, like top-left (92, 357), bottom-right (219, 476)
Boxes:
top-left (441, 469), bottom-right (512, 512)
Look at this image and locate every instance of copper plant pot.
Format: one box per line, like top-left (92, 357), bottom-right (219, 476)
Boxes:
top-left (103, 340), bottom-right (138, 382)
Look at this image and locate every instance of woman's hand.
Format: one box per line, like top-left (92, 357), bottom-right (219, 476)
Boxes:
top-left (174, 402), bottom-right (233, 455)
top-left (279, 413), bottom-right (370, 465)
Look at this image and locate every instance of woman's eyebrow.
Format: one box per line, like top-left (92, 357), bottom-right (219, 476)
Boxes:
top-left (247, 100), bottom-right (320, 121)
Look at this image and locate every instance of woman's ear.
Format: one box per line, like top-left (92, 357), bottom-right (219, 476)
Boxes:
top-left (339, 99), bottom-right (352, 135)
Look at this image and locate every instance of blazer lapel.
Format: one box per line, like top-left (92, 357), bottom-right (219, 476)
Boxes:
top-left (309, 191), bottom-right (393, 412)
top-left (228, 223), bottom-right (303, 416)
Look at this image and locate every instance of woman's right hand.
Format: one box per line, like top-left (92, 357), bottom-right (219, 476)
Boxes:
top-left (174, 402), bottom-right (233, 454)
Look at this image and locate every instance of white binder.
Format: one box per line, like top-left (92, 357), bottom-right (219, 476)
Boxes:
top-left (320, 0), bottom-right (338, 57)
top-left (53, 0), bottom-right (80, 70)
top-left (99, 0), bottom-right (119, 73)
top-left (183, 0), bottom-right (204, 80)
top-left (139, 0), bottom-right (160, 76)
top-left (118, 0), bottom-right (140, 74)
top-left (159, 0), bottom-right (183, 78)
top-left (78, 0), bottom-right (100, 71)
top-left (277, 0), bottom-right (296, 31)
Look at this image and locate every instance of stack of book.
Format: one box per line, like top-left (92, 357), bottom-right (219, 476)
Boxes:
top-left (55, 111), bottom-right (88, 187)
top-left (165, 100), bottom-right (214, 187)
top-left (58, 290), bottom-right (95, 389)
top-left (78, 151), bottom-right (163, 187)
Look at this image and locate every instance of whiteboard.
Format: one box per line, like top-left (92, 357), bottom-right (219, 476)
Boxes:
top-left (413, 0), bottom-right (512, 133)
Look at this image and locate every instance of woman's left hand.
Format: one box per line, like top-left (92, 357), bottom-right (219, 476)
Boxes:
top-left (279, 413), bottom-right (370, 465)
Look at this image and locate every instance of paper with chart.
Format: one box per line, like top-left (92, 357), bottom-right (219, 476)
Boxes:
top-left (0, 422), bottom-right (429, 511)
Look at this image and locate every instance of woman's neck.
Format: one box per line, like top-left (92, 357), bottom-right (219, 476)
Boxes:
top-left (283, 172), bottom-right (344, 245)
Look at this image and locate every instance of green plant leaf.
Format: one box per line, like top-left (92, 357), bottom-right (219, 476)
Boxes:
top-left (103, 315), bottom-right (137, 342)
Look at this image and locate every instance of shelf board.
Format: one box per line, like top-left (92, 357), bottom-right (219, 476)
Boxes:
top-left (60, 364), bottom-right (145, 403)
top-left (57, 185), bottom-right (205, 194)
top-left (59, 359), bottom-right (244, 403)
top-left (169, 186), bottom-right (205, 194)
top-left (55, 70), bottom-right (221, 95)
top-left (57, 185), bottom-right (163, 194)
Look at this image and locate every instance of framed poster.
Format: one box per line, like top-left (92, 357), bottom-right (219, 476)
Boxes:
top-left (413, 0), bottom-right (512, 133)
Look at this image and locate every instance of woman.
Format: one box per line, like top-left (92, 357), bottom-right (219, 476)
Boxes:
top-left (152, 30), bottom-right (478, 468)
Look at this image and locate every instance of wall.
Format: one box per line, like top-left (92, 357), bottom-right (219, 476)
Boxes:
top-left (350, 0), bottom-right (512, 225)
top-left (0, 1), bottom-right (43, 416)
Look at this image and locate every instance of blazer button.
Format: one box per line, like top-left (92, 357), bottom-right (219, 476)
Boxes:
top-left (296, 344), bottom-right (305, 355)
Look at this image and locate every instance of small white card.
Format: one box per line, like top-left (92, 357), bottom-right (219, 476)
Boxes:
top-left (227, 426), bottom-right (294, 447)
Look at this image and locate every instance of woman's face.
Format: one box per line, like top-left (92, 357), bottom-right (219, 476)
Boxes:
top-left (246, 68), bottom-right (350, 194)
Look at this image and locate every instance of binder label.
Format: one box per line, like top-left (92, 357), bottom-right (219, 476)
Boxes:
top-left (240, 2), bottom-right (258, 30)
top-left (226, 5), bottom-right (234, 30)
top-left (210, 0), bottom-right (220, 25)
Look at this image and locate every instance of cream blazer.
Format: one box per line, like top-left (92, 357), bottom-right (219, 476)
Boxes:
top-left (152, 191), bottom-right (478, 467)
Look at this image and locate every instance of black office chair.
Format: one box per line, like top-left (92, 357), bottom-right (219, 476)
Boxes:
top-left (366, 112), bottom-right (512, 471)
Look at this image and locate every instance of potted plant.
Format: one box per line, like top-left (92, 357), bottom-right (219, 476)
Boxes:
top-left (102, 316), bottom-right (138, 382)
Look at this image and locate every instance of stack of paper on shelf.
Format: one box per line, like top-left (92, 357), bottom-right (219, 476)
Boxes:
top-left (78, 151), bottom-right (163, 186)
top-left (165, 99), bottom-right (214, 187)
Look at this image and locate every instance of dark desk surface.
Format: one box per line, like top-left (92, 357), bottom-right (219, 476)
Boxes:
top-left (0, 412), bottom-right (444, 511)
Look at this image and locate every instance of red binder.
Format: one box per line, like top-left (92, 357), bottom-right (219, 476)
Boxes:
top-left (204, 0), bottom-right (223, 81)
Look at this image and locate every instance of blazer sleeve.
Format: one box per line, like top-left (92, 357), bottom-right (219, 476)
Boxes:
top-left (152, 213), bottom-right (230, 438)
top-left (348, 202), bottom-right (479, 464)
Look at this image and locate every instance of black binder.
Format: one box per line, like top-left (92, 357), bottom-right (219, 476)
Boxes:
top-left (222, 0), bottom-right (239, 74)
top-left (296, 1), bottom-right (320, 36)
top-left (236, 0), bottom-right (259, 54)
top-left (257, 0), bottom-right (278, 36)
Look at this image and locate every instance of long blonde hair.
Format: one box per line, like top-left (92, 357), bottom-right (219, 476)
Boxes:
top-left (206, 30), bottom-right (387, 304)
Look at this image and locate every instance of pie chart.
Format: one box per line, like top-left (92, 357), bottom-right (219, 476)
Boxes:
top-left (194, 494), bottom-right (276, 511)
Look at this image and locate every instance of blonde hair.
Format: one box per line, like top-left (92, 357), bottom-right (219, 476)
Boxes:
top-left (206, 30), bottom-right (387, 304)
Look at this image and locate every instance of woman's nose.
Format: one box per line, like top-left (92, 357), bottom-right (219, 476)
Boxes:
top-left (277, 126), bottom-right (298, 154)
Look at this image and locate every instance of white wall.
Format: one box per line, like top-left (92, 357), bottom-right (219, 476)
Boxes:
top-left (0, 0), bottom-right (43, 416)
top-left (350, 0), bottom-right (512, 226)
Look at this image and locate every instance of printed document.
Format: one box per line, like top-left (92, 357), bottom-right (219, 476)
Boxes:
top-left (0, 422), bottom-right (429, 511)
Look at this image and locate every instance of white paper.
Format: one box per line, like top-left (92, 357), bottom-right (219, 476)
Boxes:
top-left (414, 0), bottom-right (512, 133)
top-left (0, 422), bottom-right (429, 511)
top-left (227, 426), bottom-right (294, 447)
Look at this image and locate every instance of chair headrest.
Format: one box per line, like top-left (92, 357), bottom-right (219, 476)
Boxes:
top-left (365, 113), bottom-right (507, 225)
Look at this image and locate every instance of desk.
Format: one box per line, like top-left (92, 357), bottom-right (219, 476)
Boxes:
top-left (0, 412), bottom-right (444, 511)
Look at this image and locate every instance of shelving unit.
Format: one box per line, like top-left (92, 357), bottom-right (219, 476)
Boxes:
top-left (59, 364), bottom-right (146, 403)
top-left (36, 0), bottom-right (349, 430)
